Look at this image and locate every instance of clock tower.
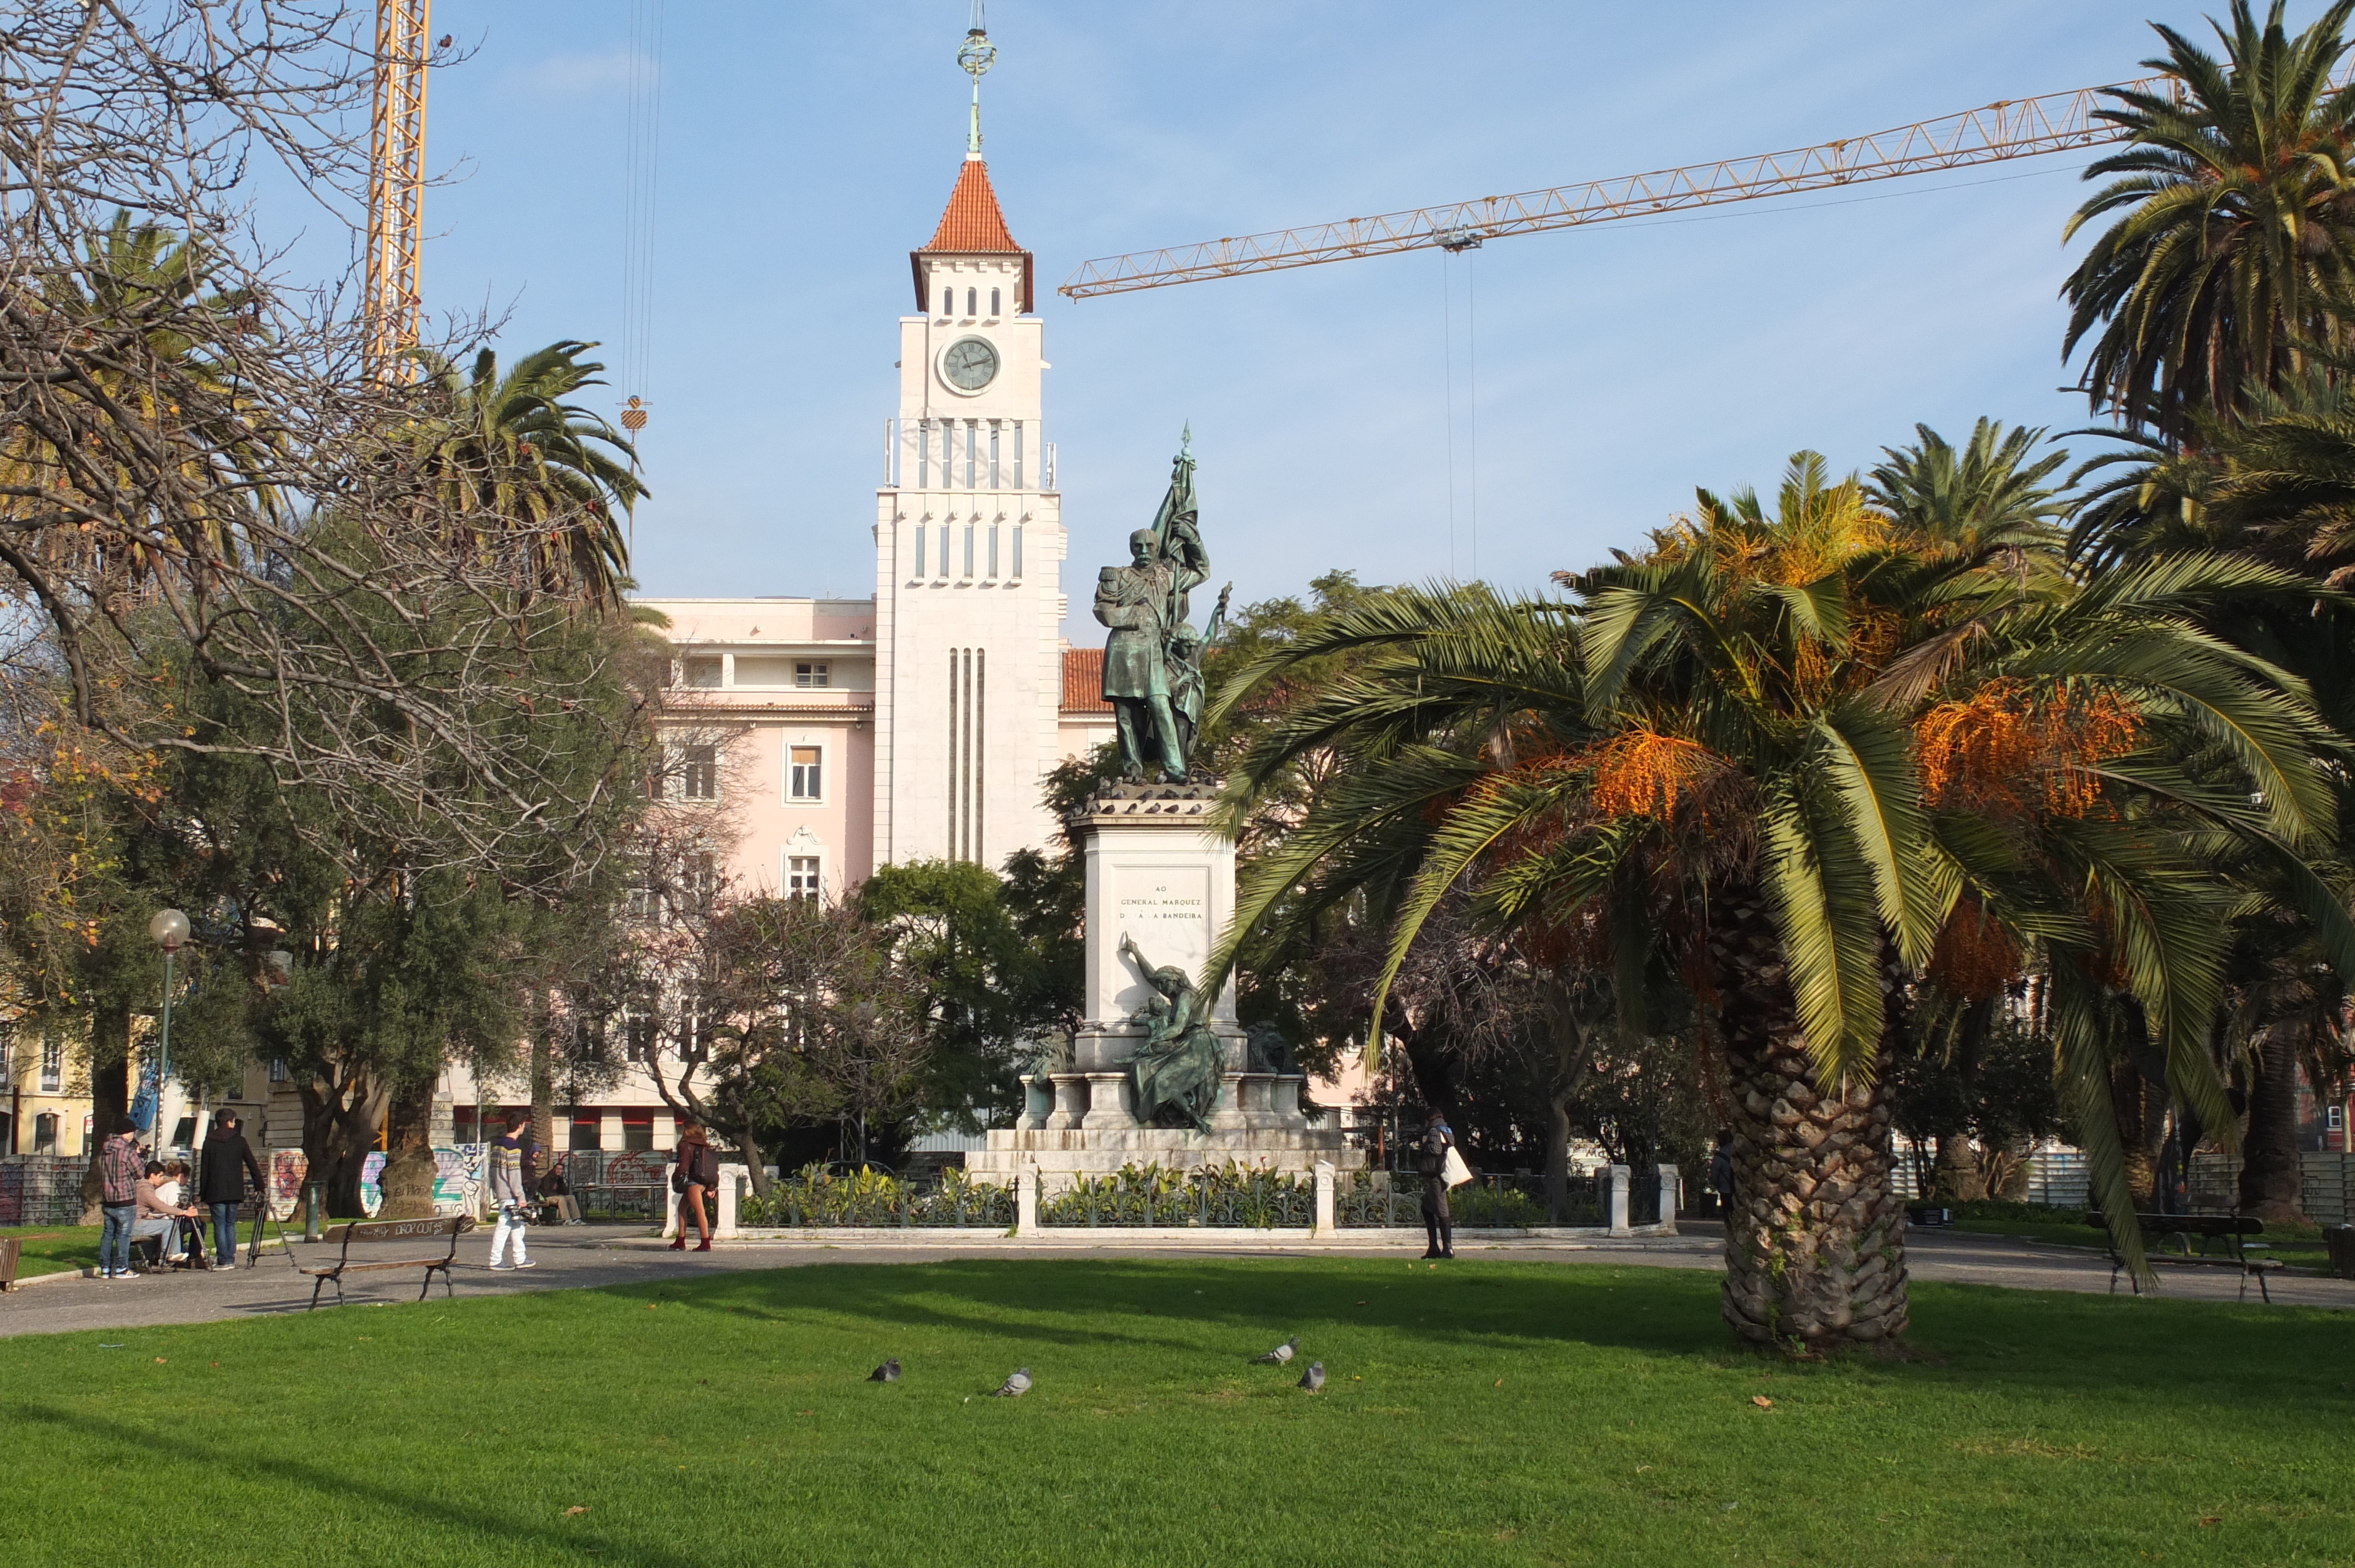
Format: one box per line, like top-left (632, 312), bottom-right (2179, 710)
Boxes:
top-left (871, 19), bottom-right (1067, 869)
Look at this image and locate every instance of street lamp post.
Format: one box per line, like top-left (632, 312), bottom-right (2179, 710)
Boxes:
top-left (147, 910), bottom-right (189, 1147)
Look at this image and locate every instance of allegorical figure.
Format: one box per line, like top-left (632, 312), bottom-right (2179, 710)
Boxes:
top-left (1095, 435), bottom-right (1211, 782)
top-left (1119, 932), bottom-right (1225, 1133)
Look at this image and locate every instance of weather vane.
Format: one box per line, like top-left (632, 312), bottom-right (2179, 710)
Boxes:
top-left (958, 2), bottom-right (996, 156)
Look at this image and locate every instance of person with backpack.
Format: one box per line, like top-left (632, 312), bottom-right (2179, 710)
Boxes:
top-left (198, 1109), bottom-right (267, 1268)
top-left (1415, 1111), bottom-right (1461, 1260)
top-left (485, 1111), bottom-right (539, 1271)
top-left (670, 1121), bottom-right (719, 1252)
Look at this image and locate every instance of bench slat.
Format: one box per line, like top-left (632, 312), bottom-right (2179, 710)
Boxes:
top-left (301, 1260), bottom-right (450, 1275)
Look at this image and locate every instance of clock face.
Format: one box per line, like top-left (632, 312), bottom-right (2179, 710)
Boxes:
top-left (942, 336), bottom-right (999, 393)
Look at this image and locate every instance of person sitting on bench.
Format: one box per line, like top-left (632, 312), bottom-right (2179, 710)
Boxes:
top-left (131, 1162), bottom-right (201, 1270)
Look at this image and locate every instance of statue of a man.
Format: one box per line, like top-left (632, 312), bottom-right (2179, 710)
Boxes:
top-left (1095, 529), bottom-right (1205, 782)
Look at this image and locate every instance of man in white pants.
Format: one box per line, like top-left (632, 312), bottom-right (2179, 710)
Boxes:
top-left (486, 1111), bottom-right (538, 1271)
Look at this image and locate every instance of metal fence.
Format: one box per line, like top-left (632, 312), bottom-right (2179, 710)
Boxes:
top-left (2187, 1151), bottom-right (2355, 1223)
top-left (1335, 1171), bottom-right (1604, 1228)
top-left (1040, 1168), bottom-right (1314, 1229)
top-left (739, 1172), bottom-right (1015, 1230)
top-left (546, 1150), bottom-right (671, 1223)
top-left (0, 1155), bottom-right (87, 1226)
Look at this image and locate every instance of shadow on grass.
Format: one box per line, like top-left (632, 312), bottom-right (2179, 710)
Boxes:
top-left (586, 1255), bottom-right (2355, 1418)
top-left (12, 1400), bottom-right (680, 1567)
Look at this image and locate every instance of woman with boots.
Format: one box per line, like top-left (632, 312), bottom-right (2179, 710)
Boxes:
top-left (670, 1121), bottom-right (719, 1251)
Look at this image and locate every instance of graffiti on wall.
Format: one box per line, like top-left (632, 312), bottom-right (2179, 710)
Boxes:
top-left (435, 1145), bottom-right (485, 1218)
top-left (267, 1148), bottom-right (309, 1221)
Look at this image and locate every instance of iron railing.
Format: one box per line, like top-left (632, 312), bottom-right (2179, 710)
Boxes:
top-left (1039, 1164), bottom-right (1315, 1228)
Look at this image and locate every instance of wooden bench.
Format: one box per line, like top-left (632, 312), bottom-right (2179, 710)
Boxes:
top-left (2087, 1211), bottom-right (2284, 1303)
top-left (299, 1215), bottom-right (474, 1310)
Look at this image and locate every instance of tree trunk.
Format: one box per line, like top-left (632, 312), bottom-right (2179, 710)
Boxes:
top-left (1931, 1135), bottom-right (1985, 1202)
top-left (529, 1013), bottom-right (558, 1162)
top-left (299, 1070), bottom-right (386, 1218)
top-left (77, 1005), bottom-right (132, 1223)
top-left (1539, 980), bottom-right (1594, 1224)
top-left (2238, 1026), bottom-right (2306, 1223)
top-left (377, 1075), bottom-right (437, 1220)
top-left (1710, 894), bottom-right (1908, 1349)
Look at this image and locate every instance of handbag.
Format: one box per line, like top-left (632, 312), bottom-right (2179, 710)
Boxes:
top-left (1442, 1145), bottom-right (1474, 1188)
top-left (671, 1166), bottom-right (689, 1194)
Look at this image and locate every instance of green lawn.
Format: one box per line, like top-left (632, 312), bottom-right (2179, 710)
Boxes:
top-left (2, 1224), bottom-right (98, 1278)
top-left (3, 1258), bottom-right (2351, 1566)
top-left (1948, 1206), bottom-right (2338, 1271)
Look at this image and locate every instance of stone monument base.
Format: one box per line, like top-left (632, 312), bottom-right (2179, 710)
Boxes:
top-left (964, 1068), bottom-right (1366, 1188)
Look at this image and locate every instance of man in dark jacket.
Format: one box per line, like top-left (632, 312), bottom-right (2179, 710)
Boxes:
top-left (1417, 1111), bottom-right (1458, 1260)
top-left (198, 1110), bottom-right (268, 1269)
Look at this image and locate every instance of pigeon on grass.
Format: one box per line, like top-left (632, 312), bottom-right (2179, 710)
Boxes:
top-left (991, 1367), bottom-right (1033, 1398)
top-left (867, 1358), bottom-right (901, 1383)
top-left (1298, 1361), bottom-right (1326, 1393)
top-left (1252, 1337), bottom-right (1299, 1366)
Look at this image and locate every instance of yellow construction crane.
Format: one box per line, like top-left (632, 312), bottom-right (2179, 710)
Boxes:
top-left (1057, 75), bottom-right (2179, 299)
top-left (364, 0), bottom-right (432, 376)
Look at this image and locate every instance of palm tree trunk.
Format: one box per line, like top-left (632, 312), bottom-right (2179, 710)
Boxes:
top-left (2237, 1026), bottom-right (2306, 1222)
top-left (1710, 894), bottom-right (1908, 1348)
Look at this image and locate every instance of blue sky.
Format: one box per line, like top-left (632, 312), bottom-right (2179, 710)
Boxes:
top-left (418, 1), bottom-right (2212, 632)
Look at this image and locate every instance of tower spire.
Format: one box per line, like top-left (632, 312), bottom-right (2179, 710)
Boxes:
top-left (957, 2), bottom-right (996, 159)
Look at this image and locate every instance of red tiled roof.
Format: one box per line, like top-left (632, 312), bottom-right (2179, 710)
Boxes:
top-left (1062, 647), bottom-right (1112, 714)
top-left (920, 159), bottom-right (1022, 253)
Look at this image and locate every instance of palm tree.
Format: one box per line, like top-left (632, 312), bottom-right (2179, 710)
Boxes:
top-left (409, 340), bottom-right (646, 610)
top-left (1868, 419), bottom-right (2073, 574)
top-left (2061, 0), bottom-right (2355, 444)
top-left (1208, 454), bottom-right (2342, 1347)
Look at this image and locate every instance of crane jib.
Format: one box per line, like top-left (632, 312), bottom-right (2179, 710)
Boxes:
top-left (1056, 73), bottom-right (2207, 300)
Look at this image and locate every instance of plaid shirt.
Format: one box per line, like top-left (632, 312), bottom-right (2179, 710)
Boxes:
top-left (100, 1134), bottom-right (142, 1206)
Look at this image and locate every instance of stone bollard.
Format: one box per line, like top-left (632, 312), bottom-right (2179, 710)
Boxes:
top-left (1605, 1164), bottom-right (1631, 1237)
top-left (1655, 1164), bottom-right (1680, 1235)
top-left (1313, 1160), bottom-right (1335, 1238)
top-left (1015, 1164), bottom-right (1038, 1237)
top-left (716, 1164), bottom-right (746, 1240)
top-left (659, 1164), bottom-right (678, 1239)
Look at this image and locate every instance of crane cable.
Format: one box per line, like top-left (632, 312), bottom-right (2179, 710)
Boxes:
top-left (618, 0), bottom-right (668, 530)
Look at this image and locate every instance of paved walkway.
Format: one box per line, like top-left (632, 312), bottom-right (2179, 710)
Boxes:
top-left (4, 1222), bottom-right (2348, 1338)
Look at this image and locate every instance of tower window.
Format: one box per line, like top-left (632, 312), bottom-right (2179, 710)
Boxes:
top-left (965, 421), bottom-right (977, 487)
top-left (963, 523), bottom-right (976, 579)
top-left (914, 523), bottom-right (927, 579)
top-left (989, 424), bottom-right (1001, 489)
top-left (940, 287), bottom-right (951, 317)
top-left (1013, 421), bottom-right (1024, 489)
top-left (966, 287), bottom-right (977, 317)
top-left (988, 523), bottom-right (1000, 579)
top-left (990, 287), bottom-right (1001, 316)
top-left (788, 745), bottom-right (823, 800)
top-left (1012, 524), bottom-right (1024, 579)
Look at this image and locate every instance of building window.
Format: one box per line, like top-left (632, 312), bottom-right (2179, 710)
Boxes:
top-left (34, 1113), bottom-right (58, 1155)
top-left (940, 287), bottom-right (951, 317)
top-left (914, 523), bottom-right (927, 578)
top-left (624, 1005), bottom-right (658, 1064)
top-left (268, 1058), bottom-right (289, 1084)
top-left (680, 656), bottom-right (721, 689)
top-left (679, 744), bottom-right (718, 802)
top-left (1013, 421), bottom-right (1024, 489)
top-left (989, 424), bottom-right (1001, 489)
top-left (964, 421), bottom-right (977, 488)
top-left (990, 287), bottom-right (1001, 316)
top-left (570, 1115), bottom-right (602, 1152)
top-left (787, 856), bottom-right (821, 901)
top-left (963, 523), bottom-right (975, 579)
top-left (680, 852), bottom-right (717, 918)
top-left (966, 287), bottom-right (976, 317)
top-left (788, 745), bottom-right (823, 800)
top-left (1012, 524), bottom-right (1024, 579)
top-left (795, 662), bottom-right (829, 689)
top-left (2331, 1104), bottom-right (2347, 1133)
top-left (39, 1037), bottom-right (62, 1094)
top-left (988, 524), bottom-right (1000, 579)
top-left (622, 1111), bottom-right (654, 1152)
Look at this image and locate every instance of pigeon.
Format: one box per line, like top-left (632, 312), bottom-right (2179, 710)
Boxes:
top-left (1298, 1361), bottom-right (1325, 1393)
top-left (1252, 1336), bottom-right (1299, 1366)
top-left (867, 1358), bottom-right (901, 1383)
top-left (991, 1367), bottom-right (1032, 1398)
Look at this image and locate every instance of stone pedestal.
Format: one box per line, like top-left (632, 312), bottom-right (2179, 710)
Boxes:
top-left (967, 780), bottom-right (1364, 1191)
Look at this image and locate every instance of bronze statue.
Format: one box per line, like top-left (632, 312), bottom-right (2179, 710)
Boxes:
top-left (1095, 435), bottom-right (1211, 783)
top-left (1119, 932), bottom-right (1223, 1133)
